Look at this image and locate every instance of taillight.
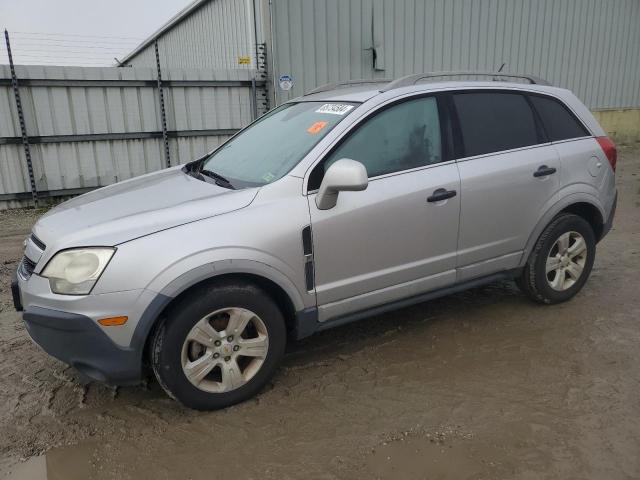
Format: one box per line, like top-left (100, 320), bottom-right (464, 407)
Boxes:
top-left (596, 136), bottom-right (617, 172)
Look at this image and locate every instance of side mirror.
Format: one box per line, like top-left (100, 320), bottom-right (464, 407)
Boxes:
top-left (316, 158), bottom-right (368, 210)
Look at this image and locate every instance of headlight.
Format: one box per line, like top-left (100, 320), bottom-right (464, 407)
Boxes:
top-left (41, 248), bottom-right (115, 295)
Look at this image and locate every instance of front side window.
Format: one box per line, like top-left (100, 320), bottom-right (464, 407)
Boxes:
top-left (310, 96), bottom-right (442, 188)
top-left (200, 101), bottom-right (357, 187)
top-left (453, 92), bottom-right (539, 157)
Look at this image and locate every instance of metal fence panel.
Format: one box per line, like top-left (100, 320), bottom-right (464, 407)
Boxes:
top-left (0, 65), bottom-right (261, 208)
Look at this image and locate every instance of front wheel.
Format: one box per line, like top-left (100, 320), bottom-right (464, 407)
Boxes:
top-left (518, 213), bottom-right (596, 304)
top-left (151, 281), bottom-right (287, 410)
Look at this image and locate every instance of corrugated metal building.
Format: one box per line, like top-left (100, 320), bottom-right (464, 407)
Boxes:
top-left (123, 0), bottom-right (640, 142)
top-left (122, 0), bottom-right (266, 71)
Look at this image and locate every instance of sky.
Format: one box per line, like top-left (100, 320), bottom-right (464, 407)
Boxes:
top-left (0, 0), bottom-right (194, 66)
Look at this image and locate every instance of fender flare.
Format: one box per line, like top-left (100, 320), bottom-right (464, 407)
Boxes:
top-left (129, 259), bottom-right (306, 356)
top-left (518, 192), bottom-right (605, 267)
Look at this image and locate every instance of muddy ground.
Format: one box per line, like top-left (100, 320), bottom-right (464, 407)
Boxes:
top-left (1, 148), bottom-right (639, 479)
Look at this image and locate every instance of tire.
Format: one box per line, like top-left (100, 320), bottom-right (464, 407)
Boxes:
top-left (518, 213), bottom-right (596, 304)
top-left (151, 280), bottom-right (287, 410)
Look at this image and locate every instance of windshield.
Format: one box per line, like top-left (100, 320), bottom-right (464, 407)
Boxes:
top-left (200, 101), bottom-right (358, 187)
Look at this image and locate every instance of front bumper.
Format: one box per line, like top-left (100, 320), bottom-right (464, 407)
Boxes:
top-left (13, 272), bottom-right (155, 385)
top-left (23, 305), bottom-right (142, 385)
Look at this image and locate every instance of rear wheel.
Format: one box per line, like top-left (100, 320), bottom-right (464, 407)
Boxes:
top-left (518, 213), bottom-right (595, 304)
top-left (151, 281), bottom-right (286, 410)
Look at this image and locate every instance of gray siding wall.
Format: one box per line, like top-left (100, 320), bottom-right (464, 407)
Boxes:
top-left (0, 65), bottom-right (256, 208)
top-left (270, 0), bottom-right (640, 109)
top-left (127, 0), bottom-right (263, 70)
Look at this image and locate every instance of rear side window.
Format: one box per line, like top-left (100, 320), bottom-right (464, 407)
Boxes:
top-left (452, 92), bottom-right (539, 157)
top-left (529, 95), bottom-right (589, 141)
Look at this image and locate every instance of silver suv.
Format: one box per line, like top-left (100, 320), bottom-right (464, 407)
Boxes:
top-left (12, 73), bottom-right (617, 410)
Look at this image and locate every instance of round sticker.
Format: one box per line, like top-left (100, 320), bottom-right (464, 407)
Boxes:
top-left (279, 74), bottom-right (294, 91)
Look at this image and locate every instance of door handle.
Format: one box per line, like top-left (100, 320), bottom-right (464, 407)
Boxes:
top-left (427, 188), bottom-right (457, 203)
top-left (533, 165), bottom-right (557, 177)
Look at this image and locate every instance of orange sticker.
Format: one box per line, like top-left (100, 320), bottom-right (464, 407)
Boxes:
top-left (307, 121), bottom-right (328, 134)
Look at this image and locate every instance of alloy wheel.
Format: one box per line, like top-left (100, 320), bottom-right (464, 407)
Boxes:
top-left (545, 231), bottom-right (588, 291)
top-left (180, 307), bottom-right (269, 393)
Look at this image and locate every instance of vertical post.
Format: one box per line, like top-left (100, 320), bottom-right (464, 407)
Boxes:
top-left (252, 0), bottom-right (260, 70)
top-left (250, 0), bottom-right (260, 122)
top-left (250, 78), bottom-right (258, 121)
top-left (5, 30), bottom-right (38, 207)
top-left (154, 40), bottom-right (171, 168)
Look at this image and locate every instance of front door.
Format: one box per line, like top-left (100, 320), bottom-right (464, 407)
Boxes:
top-left (306, 96), bottom-right (461, 322)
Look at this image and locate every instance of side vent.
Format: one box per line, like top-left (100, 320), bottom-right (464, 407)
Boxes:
top-left (302, 226), bottom-right (315, 291)
top-left (302, 226), bottom-right (313, 256)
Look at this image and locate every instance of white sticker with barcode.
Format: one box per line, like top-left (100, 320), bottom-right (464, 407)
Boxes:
top-left (315, 103), bottom-right (354, 115)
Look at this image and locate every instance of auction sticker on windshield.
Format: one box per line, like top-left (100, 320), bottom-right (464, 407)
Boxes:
top-left (315, 104), bottom-right (354, 115)
top-left (307, 121), bottom-right (328, 134)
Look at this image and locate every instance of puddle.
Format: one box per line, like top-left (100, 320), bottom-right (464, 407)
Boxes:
top-left (4, 456), bottom-right (46, 480)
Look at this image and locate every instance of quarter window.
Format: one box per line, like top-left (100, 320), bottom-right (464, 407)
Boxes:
top-left (529, 95), bottom-right (589, 141)
top-left (310, 96), bottom-right (443, 189)
top-left (452, 92), bottom-right (539, 157)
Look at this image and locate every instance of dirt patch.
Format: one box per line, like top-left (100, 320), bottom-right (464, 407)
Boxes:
top-left (1, 148), bottom-right (640, 479)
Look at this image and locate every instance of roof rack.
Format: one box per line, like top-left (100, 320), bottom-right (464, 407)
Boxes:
top-left (381, 71), bottom-right (551, 91)
top-left (305, 78), bottom-right (393, 96)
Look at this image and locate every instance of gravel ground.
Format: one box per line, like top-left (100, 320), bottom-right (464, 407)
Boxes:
top-left (1, 147), bottom-right (639, 479)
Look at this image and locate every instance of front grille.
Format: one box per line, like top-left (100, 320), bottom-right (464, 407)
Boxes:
top-left (18, 256), bottom-right (37, 280)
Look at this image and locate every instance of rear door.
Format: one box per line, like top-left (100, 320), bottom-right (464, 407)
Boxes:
top-left (528, 94), bottom-right (613, 199)
top-left (307, 95), bottom-right (461, 321)
top-left (452, 90), bottom-right (561, 281)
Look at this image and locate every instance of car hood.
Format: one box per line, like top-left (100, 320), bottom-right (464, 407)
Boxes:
top-left (33, 167), bottom-right (259, 250)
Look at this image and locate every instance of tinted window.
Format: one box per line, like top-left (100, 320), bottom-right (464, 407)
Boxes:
top-left (311, 97), bottom-right (442, 188)
top-left (529, 95), bottom-right (589, 141)
top-left (453, 92), bottom-right (538, 157)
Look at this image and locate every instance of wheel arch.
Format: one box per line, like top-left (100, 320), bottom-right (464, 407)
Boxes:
top-left (132, 261), bottom-right (306, 370)
top-left (520, 193), bottom-right (605, 267)
top-left (559, 202), bottom-right (604, 240)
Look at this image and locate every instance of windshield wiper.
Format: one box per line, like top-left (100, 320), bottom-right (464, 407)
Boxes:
top-left (200, 169), bottom-right (236, 189)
